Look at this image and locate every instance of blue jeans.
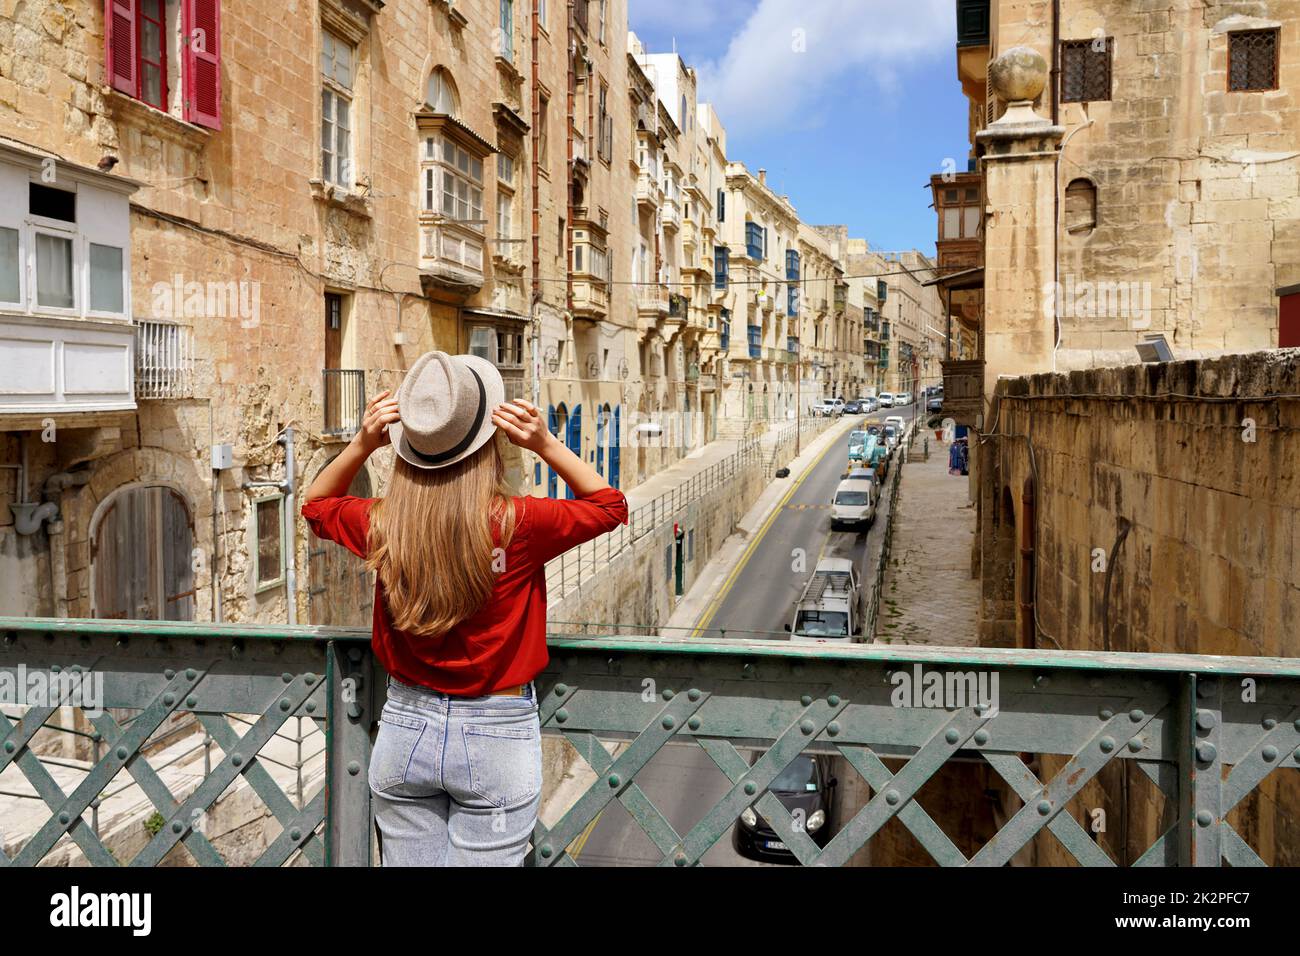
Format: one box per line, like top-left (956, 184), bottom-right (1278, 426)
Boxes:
top-left (370, 677), bottom-right (542, 866)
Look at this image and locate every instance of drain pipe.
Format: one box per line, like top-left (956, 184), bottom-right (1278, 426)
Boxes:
top-left (242, 427), bottom-right (299, 625)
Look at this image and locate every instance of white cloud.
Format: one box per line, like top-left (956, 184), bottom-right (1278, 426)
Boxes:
top-left (692, 0), bottom-right (955, 139)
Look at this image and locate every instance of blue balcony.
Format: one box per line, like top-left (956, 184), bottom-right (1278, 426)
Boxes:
top-left (745, 222), bottom-right (765, 261)
top-left (2, 616), bottom-right (1297, 867)
top-left (785, 249), bottom-right (800, 281)
top-left (714, 247), bottom-right (729, 291)
top-left (747, 325), bottom-right (762, 359)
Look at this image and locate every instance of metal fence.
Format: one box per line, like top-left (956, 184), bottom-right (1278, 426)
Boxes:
top-left (134, 320), bottom-right (194, 400)
top-left (2, 617), bottom-right (1297, 866)
top-left (323, 369), bottom-right (365, 437)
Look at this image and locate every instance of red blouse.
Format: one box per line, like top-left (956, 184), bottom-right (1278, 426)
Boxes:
top-left (302, 487), bottom-right (628, 696)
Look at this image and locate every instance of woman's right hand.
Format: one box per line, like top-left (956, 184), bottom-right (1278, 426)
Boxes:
top-left (356, 389), bottom-right (401, 455)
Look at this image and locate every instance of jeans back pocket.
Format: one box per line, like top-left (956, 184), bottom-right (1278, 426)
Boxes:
top-left (462, 722), bottom-right (541, 808)
top-left (370, 711), bottom-right (426, 793)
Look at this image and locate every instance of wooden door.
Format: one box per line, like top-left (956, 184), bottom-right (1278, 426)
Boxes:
top-left (307, 466), bottom-right (374, 626)
top-left (92, 486), bottom-right (195, 621)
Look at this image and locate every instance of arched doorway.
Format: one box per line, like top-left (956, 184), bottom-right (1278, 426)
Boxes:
top-left (307, 464), bottom-right (374, 626)
top-left (549, 403), bottom-right (568, 498)
top-left (92, 485), bottom-right (195, 621)
top-left (565, 404), bottom-right (582, 499)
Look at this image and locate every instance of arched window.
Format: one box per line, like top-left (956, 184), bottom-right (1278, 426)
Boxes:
top-left (1064, 178), bottom-right (1097, 235)
top-left (426, 67), bottom-right (459, 115)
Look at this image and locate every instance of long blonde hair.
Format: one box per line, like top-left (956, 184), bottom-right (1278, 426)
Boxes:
top-left (367, 436), bottom-right (517, 638)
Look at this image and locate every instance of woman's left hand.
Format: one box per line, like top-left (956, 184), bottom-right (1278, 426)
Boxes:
top-left (356, 390), bottom-right (401, 454)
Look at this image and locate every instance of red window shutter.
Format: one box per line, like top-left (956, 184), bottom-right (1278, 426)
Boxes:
top-left (105, 0), bottom-right (137, 95)
top-left (182, 0), bottom-right (221, 129)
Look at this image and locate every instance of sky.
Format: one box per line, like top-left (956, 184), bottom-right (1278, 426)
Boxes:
top-left (628, 0), bottom-right (970, 257)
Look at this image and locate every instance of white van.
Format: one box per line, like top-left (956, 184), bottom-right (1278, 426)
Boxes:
top-left (894, 392), bottom-right (912, 406)
top-left (877, 392), bottom-right (895, 408)
top-left (831, 477), bottom-right (876, 530)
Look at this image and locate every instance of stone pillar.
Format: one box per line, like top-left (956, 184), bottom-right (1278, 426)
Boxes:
top-left (976, 47), bottom-right (1064, 400)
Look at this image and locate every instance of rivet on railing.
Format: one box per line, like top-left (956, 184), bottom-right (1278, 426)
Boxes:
top-left (347, 761), bottom-right (361, 776)
top-left (555, 708), bottom-right (568, 723)
top-left (1294, 747), bottom-right (1300, 763)
top-left (688, 688), bottom-right (701, 702)
top-left (172, 821), bottom-right (184, 834)
top-left (282, 673), bottom-right (294, 684)
top-left (305, 700), bottom-right (317, 713)
top-left (827, 721), bottom-right (841, 737)
top-left (164, 669), bottom-right (176, 680)
top-left (231, 754), bottom-right (244, 767)
top-left (973, 730), bottom-right (990, 746)
top-left (3, 740), bottom-right (15, 754)
top-left (1294, 718), bottom-right (1300, 733)
top-left (827, 694), bottom-right (841, 707)
top-left (800, 694), bottom-right (812, 706)
top-left (800, 720), bottom-right (815, 735)
top-left (58, 812), bottom-right (69, 825)
top-left (554, 683), bottom-right (568, 696)
top-left (1262, 717), bottom-right (1276, 730)
top-left (1196, 811), bottom-right (1214, 827)
top-left (1196, 710), bottom-right (1216, 731)
top-left (1099, 736), bottom-right (1115, 753)
top-left (304, 674), bottom-right (317, 686)
top-left (1127, 738), bottom-right (1143, 753)
top-left (688, 716), bottom-right (701, 731)
top-left (674, 852), bottom-right (688, 866)
top-left (1262, 745), bottom-right (1279, 762)
top-left (662, 689), bottom-right (675, 700)
top-left (945, 729), bottom-right (960, 745)
top-left (162, 692), bottom-right (175, 706)
top-left (1037, 800), bottom-right (1052, 816)
top-left (186, 668), bottom-right (197, 680)
top-left (885, 790), bottom-right (901, 806)
top-left (279, 698), bottom-right (293, 712)
top-left (608, 773), bottom-right (621, 788)
top-left (1129, 709), bottom-right (1145, 722)
top-left (115, 746), bottom-right (128, 760)
top-left (290, 828), bottom-right (302, 842)
top-left (1196, 742), bottom-right (1217, 763)
top-left (1099, 708), bottom-right (1114, 720)
top-left (51, 664), bottom-right (61, 673)
top-left (661, 716), bottom-right (675, 730)
top-left (186, 696), bottom-right (197, 708)
top-left (744, 781), bottom-right (757, 795)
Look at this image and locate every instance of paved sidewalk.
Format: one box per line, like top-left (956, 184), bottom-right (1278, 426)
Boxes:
top-left (875, 434), bottom-right (980, 647)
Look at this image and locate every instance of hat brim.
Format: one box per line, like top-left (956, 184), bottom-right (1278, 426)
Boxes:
top-left (389, 354), bottom-right (506, 470)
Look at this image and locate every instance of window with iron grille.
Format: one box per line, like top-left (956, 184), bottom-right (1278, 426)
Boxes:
top-left (135, 320), bottom-right (194, 399)
top-left (1228, 29), bottom-right (1279, 92)
top-left (1060, 38), bottom-right (1112, 103)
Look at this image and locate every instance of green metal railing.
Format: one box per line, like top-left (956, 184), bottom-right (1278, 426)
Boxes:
top-left (1, 617), bottom-right (1298, 866)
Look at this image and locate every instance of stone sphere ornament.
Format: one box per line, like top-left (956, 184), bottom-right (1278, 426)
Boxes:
top-left (988, 46), bottom-right (1049, 103)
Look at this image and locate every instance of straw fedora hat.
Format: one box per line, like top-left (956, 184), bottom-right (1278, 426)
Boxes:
top-left (388, 351), bottom-right (504, 470)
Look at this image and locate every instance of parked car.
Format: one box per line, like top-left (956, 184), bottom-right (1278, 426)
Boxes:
top-left (841, 465), bottom-right (874, 481)
top-left (885, 414), bottom-right (906, 432)
top-left (877, 392), bottom-right (895, 408)
top-left (733, 752), bottom-right (837, 863)
top-left (830, 477), bottom-right (876, 531)
top-left (882, 423), bottom-right (900, 451)
top-left (856, 396), bottom-right (878, 413)
top-left (894, 392), bottom-right (913, 406)
top-left (927, 395), bottom-right (943, 413)
top-left (842, 400), bottom-right (864, 415)
top-left (811, 397), bottom-right (845, 417)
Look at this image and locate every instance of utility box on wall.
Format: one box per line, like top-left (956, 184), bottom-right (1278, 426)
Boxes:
top-left (1279, 283), bottom-right (1300, 348)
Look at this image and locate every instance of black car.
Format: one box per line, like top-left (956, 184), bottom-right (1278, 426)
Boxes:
top-left (842, 400), bottom-right (863, 415)
top-left (732, 753), bottom-right (837, 863)
top-left (927, 396), bottom-right (943, 413)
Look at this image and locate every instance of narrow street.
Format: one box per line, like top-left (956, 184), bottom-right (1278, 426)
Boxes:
top-left (569, 406), bottom-right (920, 865)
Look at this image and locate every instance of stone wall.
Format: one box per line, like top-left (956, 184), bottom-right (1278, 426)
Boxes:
top-left (978, 348), bottom-right (1300, 864)
top-left (988, 0), bottom-right (1300, 366)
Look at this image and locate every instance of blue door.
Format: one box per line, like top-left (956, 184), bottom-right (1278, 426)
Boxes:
top-left (595, 404), bottom-right (610, 478)
top-left (547, 404), bottom-right (559, 498)
top-left (610, 406), bottom-right (621, 490)
top-left (565, 405), bottom-right (582, 499)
